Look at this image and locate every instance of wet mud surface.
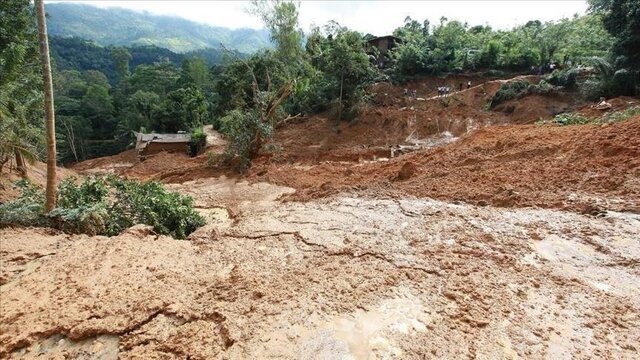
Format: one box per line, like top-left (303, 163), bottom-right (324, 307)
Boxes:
top-left (2, 179), bottom-right (639, 359)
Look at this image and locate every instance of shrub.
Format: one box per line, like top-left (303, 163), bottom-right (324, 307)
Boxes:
top-left (189, 127), bottom-right (207, 156)
top-left (0, 180), bottom-right (48, 228)
top-left (601, 105), bottom-right (640, 123)
top-left (490, 80), bottom-right (530, 108)
top-left (545, 68), bottom-right (578, 89)
top-left (551, 113), bottom-right (590, 126)
top-left (610, 69), bottom-right (636, 96)
top-left (105, 178), bottom-right (205, 239)
top-left (0, 176), bottom-right (205, 239)
top-left (219, 109), bottom-right (272, 169)
top-left (581, 78), bottom-right (606, 101)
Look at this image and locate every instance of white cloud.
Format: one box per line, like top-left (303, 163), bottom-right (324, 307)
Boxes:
top-left (47, 0), bottom-right (589, 34)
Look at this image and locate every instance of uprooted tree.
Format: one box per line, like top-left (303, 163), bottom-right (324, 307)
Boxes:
top-left (213, 0), bottom-right (304, 168)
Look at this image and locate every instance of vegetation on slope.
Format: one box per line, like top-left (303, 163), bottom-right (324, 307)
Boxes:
top-left (45, 2), bottom-right (271, 53)
top-left (0, 177), bottom-right (205, 239)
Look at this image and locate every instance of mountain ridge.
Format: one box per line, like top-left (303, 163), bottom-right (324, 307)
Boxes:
top-left (45, 2), bottom-right (271, 53)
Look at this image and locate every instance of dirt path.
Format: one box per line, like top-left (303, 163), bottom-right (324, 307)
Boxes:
top-left (2, 178), bottom-right (639, 359)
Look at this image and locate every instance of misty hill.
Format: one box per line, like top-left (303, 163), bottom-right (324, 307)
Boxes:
top-left (45, 2), bottom-right (271, 53)
top-left (50, 36), bottom-right (244, 84)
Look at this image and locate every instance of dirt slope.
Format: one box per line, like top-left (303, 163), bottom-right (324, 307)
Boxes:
top-left (253, 116), bottom-right (640, 213)
top-left (0, 161), bottom-right (77, 204)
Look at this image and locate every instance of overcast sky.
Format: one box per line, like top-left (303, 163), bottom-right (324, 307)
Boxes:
top-left (49, 1), bottom-right (590, 35)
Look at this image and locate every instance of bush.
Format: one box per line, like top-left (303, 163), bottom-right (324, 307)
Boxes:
top-left (219, 109), bottom-right (272, 169)
top-left (0, 176), bottom-right (205, 239)
top-left (545, 68), bottom-right (578, 89)
top-left (490, 80), bottom-right (530, 108)
top-left (189, 127), bottom-right (207, 156)
top-left (551, 113), bottom-right (590, 126)
top-left (601, 105), bottom-right (640, 123)
top-left (0, 180), bottom-right (48, 228)
top-left (610, 69), bottom-right (636, 96)
top-left (581, 78), bottom-right (606, 101)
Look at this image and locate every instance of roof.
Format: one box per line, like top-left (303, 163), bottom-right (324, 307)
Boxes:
top-left (367, 35), bottom-right (401, 43)
top-left (135, 132), bottom-right (191, 144)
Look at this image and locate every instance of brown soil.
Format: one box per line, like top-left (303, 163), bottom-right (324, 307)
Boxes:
top-left (3, 74), bottom-right (639, 359)
top-left (253, 116), bottom-right (640, 213)
top-left (0, 161), bottom-right (77, 204)
top-left (576, 96), bottom-right (640, 118)
top-left (2, 182), bottom-right (639, 358)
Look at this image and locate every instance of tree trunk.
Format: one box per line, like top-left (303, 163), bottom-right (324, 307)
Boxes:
top-left (14, 150), bottom-right (27, 177)
top-left (338, 70), bottom-right (344, 122)
top-left (35, 0), bottom-right (57, 211)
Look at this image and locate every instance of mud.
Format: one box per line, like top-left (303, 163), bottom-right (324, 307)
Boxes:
top-left (254, 116), bottom-right (640, 213)
top-left (2, 177), bottom-right (639, 359)
top-left (2, 74), bottom-right (639, 359)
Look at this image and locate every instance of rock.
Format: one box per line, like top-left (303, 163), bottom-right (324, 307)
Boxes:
top-left (396, 162), bottom-right (418, 181)
top-left (121, 224), bottom-right (157, 238)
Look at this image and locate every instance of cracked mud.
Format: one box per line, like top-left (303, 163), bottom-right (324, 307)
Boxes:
top-left (2, 178), bottom-right (639, 359)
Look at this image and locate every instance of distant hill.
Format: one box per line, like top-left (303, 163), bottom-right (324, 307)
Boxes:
top-left (50, 36), bottom-right (244, 84)
top-left (45, 2), bottom-right (271, 53)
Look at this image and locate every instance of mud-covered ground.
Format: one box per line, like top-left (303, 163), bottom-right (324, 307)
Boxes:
top-left (2, 177), bottom-right (639, 359)
top-left (2, 77), bottom-right (639, 359)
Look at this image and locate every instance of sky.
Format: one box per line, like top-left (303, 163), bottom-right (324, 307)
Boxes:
top-left (48, 1), bottom-right (590, 35)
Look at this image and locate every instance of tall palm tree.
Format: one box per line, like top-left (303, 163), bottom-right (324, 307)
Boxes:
top-left (35, 0), bottom-right (57, 211)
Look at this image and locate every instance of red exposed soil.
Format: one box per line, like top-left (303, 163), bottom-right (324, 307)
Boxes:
top-left (251, 116), bottom-right (640, 213)
top-left (576, 96), bottom-right (640, 118)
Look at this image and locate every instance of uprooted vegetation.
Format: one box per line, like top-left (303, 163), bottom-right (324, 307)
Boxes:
top-left (0, 176), bottom-right (204, 238)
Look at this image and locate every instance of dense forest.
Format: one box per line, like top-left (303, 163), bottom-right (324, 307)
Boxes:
top-left (45, 3), bottom-right (271, 53)
top-left (50, 36), bottom-right (243, 84)
top-left (2, 0), bottom-right (639, 169)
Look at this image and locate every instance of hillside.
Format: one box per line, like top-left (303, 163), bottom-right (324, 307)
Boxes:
top-left (50, 36), bottom-right (241, 84)
top-left (45, 2), bottom-right (271, 53)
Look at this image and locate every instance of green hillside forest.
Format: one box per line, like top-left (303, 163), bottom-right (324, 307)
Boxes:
top-left (45, 2), bottom-right (271, 53)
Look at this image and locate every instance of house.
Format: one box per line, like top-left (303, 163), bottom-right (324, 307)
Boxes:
top-left (135, 132), bottom-right (191, 158)
top-left (367, 35), bottom-right (401, 68)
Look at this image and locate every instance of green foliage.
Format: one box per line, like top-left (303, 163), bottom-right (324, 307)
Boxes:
top-left (0, 177), bottom-right (205, 239)
top-left (601, 105), bottom-right (640, 122)
top-left (387, 14), bottom-right (612, 75)
top-left (0, 180), bottom-right (47, 228)
top-left (589, 0), bottom-right (640, 71)
top-left (219, 109), bottom-right (272, 169)
top-left (45, 3), bottom-right (271, 53)
top-left (545, 68), bottom-right (578, 88)
top-left (300, 24), bottom-right (377, 120)
top-left (189, 127), bottom-right (207, 156)
top-left (105, 177), bottom-right (205, 239)
top-left (552, 113), bottom-right (590, 125)
top-left (0, 0), bottom-right (45, 166)
top-left (610, 68), bottom-right (636, 95)
top-left (490, 80), bottom-right (530, 108)
top-left (548, 106), bottom-right (640, 126)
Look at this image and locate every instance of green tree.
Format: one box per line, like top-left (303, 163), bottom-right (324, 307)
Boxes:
top-left (156, 87), bottom-right (208, 132)
top-left (179, 57), bottom-right (210, 89)
top-left (251, 0), bottom-right (304, 68)
top-left (111, 46), bottom-right (132, 82)
top-left (590, 0), bottom-right (640, 70)
top-left (0, 0), bottom-right (44, 175)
